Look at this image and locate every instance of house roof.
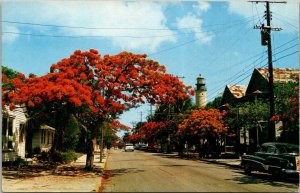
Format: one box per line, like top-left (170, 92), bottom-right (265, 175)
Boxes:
top-left (257, 68), bottom-right (299, 83)
top-left (40, 124), bottom-right (55, 131)
top-left (227, 85), bottom-right (247, 98)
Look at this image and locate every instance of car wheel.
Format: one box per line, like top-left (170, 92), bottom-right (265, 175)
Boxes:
top-left (244, 163), bottom-right (252, 175)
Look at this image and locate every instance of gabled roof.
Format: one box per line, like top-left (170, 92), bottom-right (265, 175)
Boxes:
top-left (227, 85), bottom-right (247, 99)
top-left (221, 84), bottom-right (247, 105)
top-left (246, 68), bottom-right (299, 95)
top-left (257, 68), bottom-right (299, 83)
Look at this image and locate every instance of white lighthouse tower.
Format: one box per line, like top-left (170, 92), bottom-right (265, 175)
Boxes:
top-left (195, 74), bottom-right (207, 108)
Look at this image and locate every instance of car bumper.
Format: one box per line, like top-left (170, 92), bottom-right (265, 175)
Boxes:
top-left (281, 169), bottom-right (300, 175)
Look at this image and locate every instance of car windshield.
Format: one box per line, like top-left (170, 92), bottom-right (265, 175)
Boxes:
top-left (286, 147), bottom-right (299, 154)
top-left (276, 145), bottom-right (299, 154)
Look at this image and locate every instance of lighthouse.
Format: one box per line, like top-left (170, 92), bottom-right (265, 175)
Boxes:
top-left (195, 74), bottom-right (207, 108)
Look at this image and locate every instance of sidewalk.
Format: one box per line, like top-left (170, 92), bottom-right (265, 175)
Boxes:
top-left (2, 149), bottom-right (109, 192)
top-left (199, 157), bottom-right (242, 169)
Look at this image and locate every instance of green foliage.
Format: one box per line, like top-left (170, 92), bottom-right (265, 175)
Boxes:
top-left (226, 100), bottom-right (269, 136)
top-left (274, 80), bottom-right (299, 144)
top-left (206, 96), bottom-right (222, 109)
top-left (2, 65), bottom-right (19, 79)
top-left (64, 115), bottom-right (80, 151)
top-left (274, 81), bottom-right (298, 116)
top-left (61, 151), bottom-right (78, 162)
top-left (12, 157), bottom-right (28, 167)
top-left (123, 132), bottom-right (130, 143)
top-left (50, 151), bottom-right (77, 163)
top-left (33, 147), bottom-right (41, 155)
top-left (237, 100), bottom-right (269, 128)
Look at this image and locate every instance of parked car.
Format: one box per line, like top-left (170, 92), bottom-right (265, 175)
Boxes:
top-left (241, 142), bottom-right (300, 178)
top-left (135, 144), bottom-right (147, 151)
top-left (124, 144), bottom-right (135, 152)
top-left (146, 144), bottom-right (158, 152)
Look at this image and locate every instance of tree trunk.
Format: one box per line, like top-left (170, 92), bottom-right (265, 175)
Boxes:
top-left (51, 107), bottom-right (70, 152)
top-left (85, 136), bottom-right (97, 171)
top-left (85, 123), bottom-right (101, 171)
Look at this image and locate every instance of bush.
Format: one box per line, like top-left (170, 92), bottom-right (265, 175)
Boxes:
top-left (12, 157), bottom-right (28, 167)
top-left (39, 151), bottom-right (50, 161)
top-left (50, 151), bottom-right (78, 163)
top-left (61, 151), bottom-right (77, 163)
top-left (51, 151), bottom-right (64, 163)
top-left (33, 147), bottom-right (41, 155)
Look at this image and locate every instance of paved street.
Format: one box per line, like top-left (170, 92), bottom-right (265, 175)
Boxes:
top-left (102, 149), bottom-right (299, 192)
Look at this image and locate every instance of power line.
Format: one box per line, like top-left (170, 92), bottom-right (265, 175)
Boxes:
top-left (2, 17), bottom-right (255, 40)
top-left (206, 50), bottom-right (298, 102)
top-left (206, 38), bottom-right (298, 101)
top-left (273, 50), bottom-right (299, 63)
top-left (208, 50), bottom-right (267, 95)
top-left (2, 15), bottom-right (261, 31)
top-left (207, 44), bottom-right (297, 100)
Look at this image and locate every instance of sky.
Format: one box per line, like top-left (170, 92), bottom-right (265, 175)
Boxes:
top-left (2, 0), bottom-right (299, 137)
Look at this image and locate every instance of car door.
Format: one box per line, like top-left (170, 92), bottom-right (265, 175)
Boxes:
top-left (255, 144), bottom-right (276, 164)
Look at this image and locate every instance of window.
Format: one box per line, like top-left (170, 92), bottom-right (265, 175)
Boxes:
top-left (41, 130), bottom-right (45, 144)
top-left (267, 146), bottom-right (276, 153)
top-left (2, 117), bottom-right (7, 135)
top-left (19, 123), bottom-right (25, 143)
top-left (260, 145), bottom-right (267, 152)
top-left (48, 131), bottom-right (50, 144)
top-left (2, 116), bottom-right (14, 150)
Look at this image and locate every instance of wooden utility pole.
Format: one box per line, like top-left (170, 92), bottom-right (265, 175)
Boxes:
top-left (250, 0), bottom-right (285, 142)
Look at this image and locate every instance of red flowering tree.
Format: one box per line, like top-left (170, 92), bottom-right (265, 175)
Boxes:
top-left (138, 121), bottom-right (167, 143)
top-left (127, 133), bottom-right (141, 144)
top-left (3, 49), bottom-right (193, 170)
top-left (178, 109), bottom-right (227, 156)
top-left (273, 75), bottom-right (299, 144)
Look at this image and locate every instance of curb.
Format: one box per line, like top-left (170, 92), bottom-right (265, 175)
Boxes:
top-left (199, 159), bottom-right (242, 169)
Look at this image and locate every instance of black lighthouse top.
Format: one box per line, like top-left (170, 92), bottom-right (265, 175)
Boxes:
top-left (196, 74), bottom-right (207, 91)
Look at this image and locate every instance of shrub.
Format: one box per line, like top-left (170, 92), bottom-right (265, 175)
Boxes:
top-left (51, 151), bottom-right (64, 163)
top-left (50, 151), bottom-right (78, 163)
top-left (33, 147), bottom-right (41, 155)
top-left (12, 157), bottom-right (28, 167)
top-left (39, 151), bottom-right (50, 161)
top-left (61, 151), bottom-right (77, 163)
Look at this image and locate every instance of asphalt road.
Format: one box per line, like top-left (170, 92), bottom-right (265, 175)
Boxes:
top-left (102, 149), bottom-right (299, 192)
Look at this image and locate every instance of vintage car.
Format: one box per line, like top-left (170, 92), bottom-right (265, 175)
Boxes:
top-left (241, 142), bottom-right (300, 177)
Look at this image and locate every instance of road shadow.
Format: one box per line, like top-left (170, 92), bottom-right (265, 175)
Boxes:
top-left (227, 171), bottom-right (299, 188)
top-left (108, 167), bottom-right (145, 177)
top-left (2, 165), bottom-right (102, 179)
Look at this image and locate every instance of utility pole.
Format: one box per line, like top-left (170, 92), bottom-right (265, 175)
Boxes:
top-left (250, 0), bottom-right (285, 142)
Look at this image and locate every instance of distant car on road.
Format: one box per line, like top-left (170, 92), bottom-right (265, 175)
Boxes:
top-left (241, 142), bottom-right (300, 178)
top-left (135, 144), bottom-right (147, 151)
top-left (124, 144), bottom-right (135, 152)
top-left (146, 144), bottom-right (158, 152)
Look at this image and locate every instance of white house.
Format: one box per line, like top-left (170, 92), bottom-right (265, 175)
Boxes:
top-left (31, 124), bottom-right (55, 153)
top-left (2, 106), bottom-right (56, 162)
top-left (2, 106), bottom-right (27, 162)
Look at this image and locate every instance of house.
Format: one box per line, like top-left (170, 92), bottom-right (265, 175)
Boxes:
top-left (220, 68), bottom-right (299, 153)
top-left (2, 106), bottom-right (56, 161)
top-left (221, 85), bottom-right (247, 105)
top-left (2, 106), bottom-right (27, 162)
top-left (246, 68), bottom-right (298, 96)
top-left (30, 124), bottom-right (55, 153)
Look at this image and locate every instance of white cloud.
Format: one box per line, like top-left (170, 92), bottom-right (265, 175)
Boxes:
top-left (193, 1), bottom-right (210, 12)
top-left (3, 1), bottom-right (176, 51)
top-left (3, 24), bottom-right (19, 43)
top-left (176, 14), bottom-right (214, 44)
top-left (227, 1), bottom-right (299, 33)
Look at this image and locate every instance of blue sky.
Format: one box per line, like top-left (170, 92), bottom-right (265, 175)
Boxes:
top-left (2, 1), bottom-right (299, 136)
